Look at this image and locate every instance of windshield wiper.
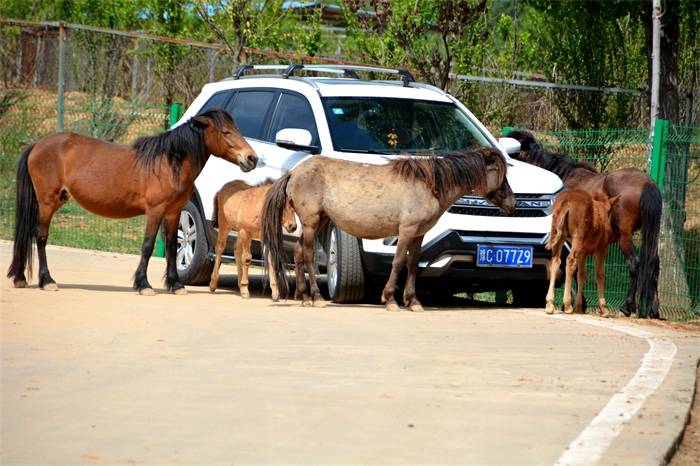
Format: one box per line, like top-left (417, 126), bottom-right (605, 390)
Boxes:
top-left (336, 148), bottom-right (396, 155)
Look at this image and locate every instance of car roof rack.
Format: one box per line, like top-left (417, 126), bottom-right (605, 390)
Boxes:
top-left (231, 63), bottom-right (416, 87)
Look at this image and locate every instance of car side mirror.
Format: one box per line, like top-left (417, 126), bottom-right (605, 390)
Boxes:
top-left (275, 128), bottom-right (320, 154)
top-left (498, 137), bottom-right (521, 156)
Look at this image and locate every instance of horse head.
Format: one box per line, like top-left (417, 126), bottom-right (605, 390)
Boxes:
top-left (192, 109), bottom-right (258, 172)
top-left (478, 147), bottom-right (516, 216)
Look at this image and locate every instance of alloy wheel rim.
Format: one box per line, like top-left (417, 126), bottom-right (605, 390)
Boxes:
top-left (327, 229), bottom-right (338, 295)
top-left (176, 210), bottom-right (196, 271)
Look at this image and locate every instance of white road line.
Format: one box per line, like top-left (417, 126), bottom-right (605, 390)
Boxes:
top-left (508, 310), bottom-right (677, 466)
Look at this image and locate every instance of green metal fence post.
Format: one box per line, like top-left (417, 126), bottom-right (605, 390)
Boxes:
top-left (502, 126), bottom-right (514, 137)
top-left (155, 103), bottom-right (185, 258)
top-left (56, 22), bottom-right (66, 131)
top-left (649, 118), bottom-right (668, 191)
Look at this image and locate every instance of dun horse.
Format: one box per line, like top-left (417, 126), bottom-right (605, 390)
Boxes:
top-left (508, 130), bottom-right (662, 318)
top-left (7, 109), bottom-right (257, 295)
top-left (545, 190), bottom-right (619, 317)
top-left (209, 180), bottom-right (297, 300)
top-left (262, 148), bottom-right (515, 311)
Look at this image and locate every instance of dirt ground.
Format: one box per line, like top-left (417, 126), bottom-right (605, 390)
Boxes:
top-left (669, 366), bottom-right (700, 466)
top-left (2, 242), bottom-right (699, 465)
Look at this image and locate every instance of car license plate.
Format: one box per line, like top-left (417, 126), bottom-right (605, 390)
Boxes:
top-left (476, 245), bottom-right (533, 268)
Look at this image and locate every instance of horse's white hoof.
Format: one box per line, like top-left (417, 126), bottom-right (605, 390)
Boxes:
top-left (271, 292), bottom-right (280, 302)
top-left (409, 303), bottom-right (424, 312)
top-left (386, 302), bottom-right (400, 312)
top-left (139, 288), bottom-right (156, 296)
top-left (544, 304), bottom-right (555, 314)
top-left (312, 298), bottom-right (327, 308)
top-left (240, 290), bottom-right (250, 299)
top-left (173, 288), bottom-right (187, 295)
top-left (42, 282), bottom-right (59, 291)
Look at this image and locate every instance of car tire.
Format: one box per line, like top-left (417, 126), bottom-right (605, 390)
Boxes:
top-left (176, 200), bottom-right (214, 285)
top-left (325, 224), bottom-right (366, 303)
top-left (511, 280), bottom-right (549, 308)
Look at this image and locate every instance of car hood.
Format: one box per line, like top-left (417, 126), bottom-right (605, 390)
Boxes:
top-left (505, 158), bottom-right (563, 194)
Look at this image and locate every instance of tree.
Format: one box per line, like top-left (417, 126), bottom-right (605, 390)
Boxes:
top-left (341, 0), bottom-right (487, 90)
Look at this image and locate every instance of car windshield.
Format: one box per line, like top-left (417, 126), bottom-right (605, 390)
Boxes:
top-left (322, 97), bottom-right (491, 154)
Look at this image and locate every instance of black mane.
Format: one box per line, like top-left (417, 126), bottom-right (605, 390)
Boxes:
top-left (508, 129), bottom-right (598, 181)
top-left (132, 108), bottom-right (232, 175)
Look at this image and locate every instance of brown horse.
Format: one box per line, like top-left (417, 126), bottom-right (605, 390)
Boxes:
top-left (545, 189), bottom-right (620, 317)
top-left (7, 109), bottom-right (257, 295)
top-left (209, 180), bottom-right (297, 300)
top-left (508, 130), bottom-right (662, 318)
top-left (262, 148), bottom-right (515, 311)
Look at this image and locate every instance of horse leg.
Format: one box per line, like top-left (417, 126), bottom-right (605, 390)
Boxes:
top-left (618, 233), bottom-right (638, 317)
top-left (237, 230), bottom-right (252, 299)
top-left (562, 252), bottom-right (577, 314)
top-left (267, 251), bottom-right (280, 302)
top-left (133, 211), bottom-right (163, 295)
top-left (162, 212), bottom-right (187, 295)
top-left (301, 225), bottom-right (325, 307)
top-left (36, 204), bottom-right (60, 291)
top-left (575, 255), bottom-right (587, 314)
top-left (545, 243), bottom-right (563, 314)
top-left (594, 249), bottom-right (609, 317)
top-left (293, 239), bottom-right (307, 302)
top-left (209, 225), bottom-right (229, 293)
top-left (402, 236), bottom-right (424, 312)
top-left (381, 228), bottom-right (415, 312)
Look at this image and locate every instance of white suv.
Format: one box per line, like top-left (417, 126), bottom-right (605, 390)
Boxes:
top-left (173, 64), bottom-right (563, 305)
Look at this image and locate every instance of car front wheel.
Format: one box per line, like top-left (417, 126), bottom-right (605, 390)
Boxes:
top-left (176, 200), bottom-right (214, 285)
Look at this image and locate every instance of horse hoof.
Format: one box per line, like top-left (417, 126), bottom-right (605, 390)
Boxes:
top-left (313, 298), bottom-right (327, 308)
top-left (409, 303), bottom-right (424, 312)
top-left (294, 292), bottom-right (304, 301)
top-left (173, 287), bottom-right (187, 296)
top-left (544, 304), bottom-right (555, 314)
top-left (13, 279), bottom-right (27, 288)
top-left (386, 302), bottom-right (400, 312)
top-left (563, 307), bottom-right (574, 314)
top-left (241, 291), bottom-right (250, 299)
top-left (302, 299), bottom-right (313, 307)
top-left (209, 286), bottom-right (216, 293)
top-left (139, 288), bottom-right (156, 296)
top-left (271, 294), bottom-right (280, 303)
top-left (42, 282), bottom-right (59, 291)
top-left (600, 308), bottom-right (610, 318)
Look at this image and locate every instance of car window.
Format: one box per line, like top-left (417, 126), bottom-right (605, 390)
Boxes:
top-left (322, 97), bottom-right (490, 153)
top-left (269, 93), bottom-right (319, 145)
top-left (226, 90), bottom-right (277, 140)
top-left (199, 91), bottom-right (233, 112)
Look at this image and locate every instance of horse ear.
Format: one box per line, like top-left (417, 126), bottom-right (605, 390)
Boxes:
top-left (478, 147), bottom-right (497, 163)
top-left (192, 115), bottom-right (211, 128)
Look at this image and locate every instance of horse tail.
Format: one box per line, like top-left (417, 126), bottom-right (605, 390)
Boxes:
top-left (261, 172), bottom-right (292, 298)
top-left (7, 144), bottom-right (38, 284)
top-left (211, 190), bottom-right (220, 229)
top-left (546, 201), bottom-right (568, 251)
top-left (638, 182), bottom-right (662, 318)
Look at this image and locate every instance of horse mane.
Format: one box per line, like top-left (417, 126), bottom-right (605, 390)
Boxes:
top-left (508, 129), bottom-right (598, 181)
top-left (132, 108), bottom-right (232, 175)
top-left (390, 149), bottom-right (499, 206)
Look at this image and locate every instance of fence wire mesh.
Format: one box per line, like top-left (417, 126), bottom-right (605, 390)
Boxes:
top-left (533, 126), bottom-right (699, 321)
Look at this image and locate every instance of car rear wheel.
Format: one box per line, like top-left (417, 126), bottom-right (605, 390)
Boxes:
top-left (326, 224), bottom-right (366, 303)
top-left (176, 200), bottom-right (214, 285)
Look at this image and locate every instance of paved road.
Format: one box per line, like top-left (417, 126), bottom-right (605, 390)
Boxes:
top-left (1, 242), bottom-right (698, 465)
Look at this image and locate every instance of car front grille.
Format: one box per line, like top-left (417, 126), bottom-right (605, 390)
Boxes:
top-left (448, 193), bottom-right (554, 218)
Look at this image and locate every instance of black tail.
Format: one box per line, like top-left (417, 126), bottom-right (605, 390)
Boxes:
top-left (638, 182), bottom-right (662, 318)
top-left (211, 191), bottom-right (220, 229)
top-left (261, 173), bottom-right (292, 298)
top-left (7, 144), bottom-right (38, 285)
